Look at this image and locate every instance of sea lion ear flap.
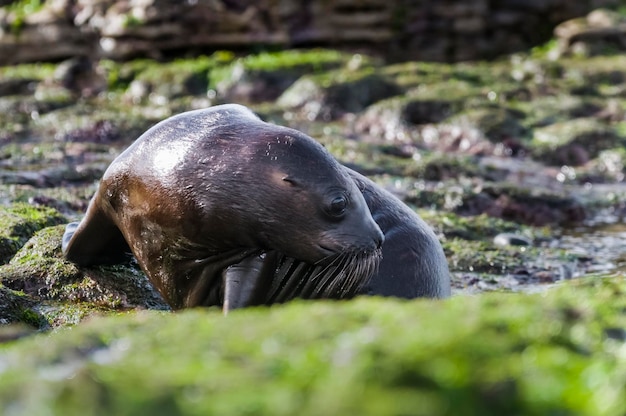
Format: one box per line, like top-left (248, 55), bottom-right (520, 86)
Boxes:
top-left (282, 176), bottom-right (299, 187)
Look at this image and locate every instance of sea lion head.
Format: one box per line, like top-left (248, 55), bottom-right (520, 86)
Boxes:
top-left (252, 127), bottom-right (384, 265)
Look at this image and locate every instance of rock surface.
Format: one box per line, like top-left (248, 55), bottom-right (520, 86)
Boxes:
top-left (1, 10), bottom-right (626, 412)
top-left (0, 0), bottom-right (619, 64)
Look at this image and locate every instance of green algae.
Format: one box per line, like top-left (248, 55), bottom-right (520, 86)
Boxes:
top-left (0, 275), bottom-right (624, 415)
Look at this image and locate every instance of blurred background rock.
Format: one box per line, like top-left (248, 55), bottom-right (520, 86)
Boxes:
top-left (0, 0), bottom-right (622, 65)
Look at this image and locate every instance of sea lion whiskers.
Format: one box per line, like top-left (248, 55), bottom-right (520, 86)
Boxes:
top-left (307, 247), bottom-right (382, 298)
top-left (319, 248), bottom-right (382, 297)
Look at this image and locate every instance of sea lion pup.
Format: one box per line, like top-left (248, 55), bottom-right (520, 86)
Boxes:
top-left (253, 167), bottom-right (451, 304)
top-left (63, 104), bottom-right (450, 312)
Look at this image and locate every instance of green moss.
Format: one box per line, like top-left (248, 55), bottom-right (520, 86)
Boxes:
top-left (0, 275), bottom-right (624, 415)
top-left (443, 238), bottom-right (532, 273)
top-left (1, 225), bottom-right (168, 319)
top-left (236, 49), bottom-right (346, 72)
top-left (529, 39), bottom-right (560, 60)
top-left (16, 306), bottom-right (46, 328)
top-left (421, 212), bottom-right (536, 241)
top-left (0, 203), bottom-right (66, 264)
top-left (0, 61), bottom-right (56, 80)
top-left (1, 0), bottom-right (44, 35)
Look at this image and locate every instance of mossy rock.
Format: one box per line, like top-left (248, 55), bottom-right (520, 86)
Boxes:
top-left (0, 284), bottom-right (39, 327)
top-left (403, 153), bottom-right (487, 181)
top-left (0, 275), bottom-right (624, 415)
top-left (421, 212), bottom-right (533, 242)
top-left (531, 118), bottom-right (624, 166)
top-left (354, 96), bottom-right (417, 141)
top-left (124, 57), bottom-right (215, 101)
top-left (277, 68), bottom-right (400, 120)
top-left (0, 225), bottom-right (168, 327)
top-left (0, 203), bottom-right (66, 264)
top-left (582, 147), bottom-right (626, 182)
top-left (442, 238), bottom-right (537, 274)
top-left (212, 49), bottom-right (350, 103)
top-left (445, 107), bottom-right (527, 143)
top-left (457, 183), bottom-right (587, 226)
top-left (509, 93), bottom-right (607, 129)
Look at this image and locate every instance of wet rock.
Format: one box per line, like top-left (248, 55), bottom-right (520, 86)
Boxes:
top-left (0, 284), bottom-right (37, 327)
top-left (457, 184), bottom-right (587, 226)
top-left (278, 70), bottom-right (400, 120)
top-left (445, 108), bottom-right (527, 144)
top-left (63, 120), bottom-right (122, 144)
top-left (403, 153), bottom-right (488, 181)
top-left (531, 118), bottom-right (624, 166)
top-left (418, 124), bottom-right (496, 155)
top-left (354, 97), bottom-right (415, 142)
top-left (127, 59), bottom-right (212, 103)
top-left (583, 148), bottom-right (626, 183)
top-left (53, 56), bottom-right (107, 97)
top-left (0, 78), bottom-right (37, 96)
top-left (214, 50), bottom-right (347, 103)
top-left (555, 8), bottom-right (626, 57)
top-left (403, 99), bottom-right (458, 125)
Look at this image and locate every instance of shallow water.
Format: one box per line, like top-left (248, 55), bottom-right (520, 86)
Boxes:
top-left (559, 220), bottom-right (626, 275)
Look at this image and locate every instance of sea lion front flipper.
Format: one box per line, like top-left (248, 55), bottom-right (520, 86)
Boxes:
top-left (222, 252), bottom-right (280, 314)
top-left (62, 202), bottom-right (130, 266)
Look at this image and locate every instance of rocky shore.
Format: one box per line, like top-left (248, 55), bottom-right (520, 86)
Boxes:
top-left (0, 3), bottom-right (625, 415)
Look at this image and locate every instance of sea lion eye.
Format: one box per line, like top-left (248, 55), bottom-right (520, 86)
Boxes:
top-left (328, 195), bottom-right (347, 217)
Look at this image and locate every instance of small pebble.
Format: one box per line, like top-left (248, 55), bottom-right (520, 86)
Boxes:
top-left (493, 233), bottom-right (533, 247)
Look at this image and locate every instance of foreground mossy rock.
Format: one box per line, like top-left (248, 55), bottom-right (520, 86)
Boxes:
top-left (0, 203), bottom-right (66, 264)
top-left (0, 275), bottom-right (624, 415)
top-left (0, 225), bottom-right (168, 328)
